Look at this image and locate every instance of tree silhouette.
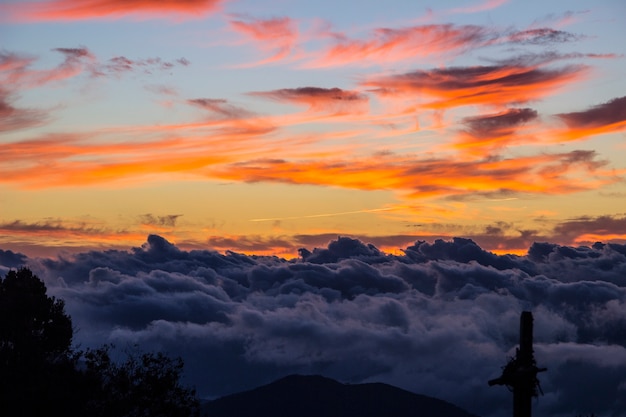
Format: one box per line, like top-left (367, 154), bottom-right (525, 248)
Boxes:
top-left (84, 346), bottom-right (199, 417)
top-left (0, 267), bottom-right (72, 365)
top-left (0, 267), bottom-right (81, 415)
top-left (0, 268), bottom-right (199, 416)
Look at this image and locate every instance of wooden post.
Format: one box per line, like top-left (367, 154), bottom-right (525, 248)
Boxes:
top-left (488, 311), bottom-right (546, 417)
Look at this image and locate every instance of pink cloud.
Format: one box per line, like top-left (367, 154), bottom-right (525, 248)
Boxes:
top-left (229, 16), bottom-right (299, 65)
top-left (0, 48), bottom-right (95, 89)
top-left (311, 24), bottom-right (493, 68)
top-left (2, 0), bottom-right (223, 22)
top-left (0, 89), bottom-right (48, 132)
top-left (449, 0), bottom-right (509, 14)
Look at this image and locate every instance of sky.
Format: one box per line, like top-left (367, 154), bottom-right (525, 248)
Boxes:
top-left (1, 1), bottom-right (626, 416)
top-left (1, 0), bottom-right (625, 258)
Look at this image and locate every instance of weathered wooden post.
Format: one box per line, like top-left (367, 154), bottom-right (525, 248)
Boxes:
top-left (488, 311), bottom-right (547, 417)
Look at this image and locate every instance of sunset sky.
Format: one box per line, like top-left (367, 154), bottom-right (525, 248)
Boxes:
top-left (2, 0), bottom-right (626, 258)
top-left (2, 3), bottom-right (626, 415)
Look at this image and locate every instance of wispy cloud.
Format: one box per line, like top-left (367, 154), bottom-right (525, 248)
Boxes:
top-left (250, 87), bottom-right (368, 114)
top-left (138, 214), bottom-right (183, 228)
top-left (505, 27), bottom-right (582, 44)
top-left (363, 63), bottom-right (588, 108)
top-left (449, 0), bottom-right (509, 14)
top-left (0, 88), bottom-right (48, 132)
top-left (0, 218), bottom-right (144, 243)
top-left (229, 16), bottom-right (300, 65)
top-left (1, 48), bottom-right (190, 92)
top-left (1, 0), bottom-right (224, 22)
top-left (554, 96), bottom-right (626, 142)
top-left (0, 48), bottom-right (94, 89)
top-left (300, 20), bottom-right (582, 68)
top-left (456, 108), bottom-right (538, 153)
top-left (209, 150), bottom-right (613, 199)
top-left (552, 214), bottom-right (626, 244)
top-left (98, 56), bottom-right (190, 76)
top-left (250, 207), bottom-right (397, 222)
top-left (187, 98), bottom-right (255, 120)
top-left (309, 23), bottom-right (494, 68)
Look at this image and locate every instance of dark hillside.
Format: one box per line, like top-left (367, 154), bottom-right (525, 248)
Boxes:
top-left (203, 374), bottom-right (480, 417)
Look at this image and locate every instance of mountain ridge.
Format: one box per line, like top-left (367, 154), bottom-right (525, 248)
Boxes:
top-left (202, 374), bottom-right (480, 417)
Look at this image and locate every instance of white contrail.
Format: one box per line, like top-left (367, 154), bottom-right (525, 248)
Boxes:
top-left (484, 197), bottom-right (519, 202)
top-left (250, 207), bottom-right (396, 222)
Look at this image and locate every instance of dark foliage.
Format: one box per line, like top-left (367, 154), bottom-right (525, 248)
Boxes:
top-left (0, 268), bottom-right (80, 415)
top-left (0, 267), bottom-right (73, 364)
top-left (83, 346), bottom-right (199, 417)
top-left (0, 268), bottom-right (199, 417)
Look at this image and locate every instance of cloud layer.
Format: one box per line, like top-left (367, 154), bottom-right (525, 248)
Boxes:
top-left (3, 235), bottom-right (625, 417)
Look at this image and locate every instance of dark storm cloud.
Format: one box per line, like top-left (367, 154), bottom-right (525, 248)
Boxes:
top-left (557, 96), bottom-right (626, 128)
top-left (2, 234), bottom-right (626, 417)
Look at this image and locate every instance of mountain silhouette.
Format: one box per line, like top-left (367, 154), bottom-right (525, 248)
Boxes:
top-left (202, 374), bottom-right (480, 417)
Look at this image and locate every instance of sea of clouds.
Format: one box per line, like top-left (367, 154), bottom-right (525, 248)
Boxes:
top-left (1, 235), bottom-right (625, 417)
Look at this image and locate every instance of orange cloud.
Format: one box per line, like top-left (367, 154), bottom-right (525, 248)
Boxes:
top-left (552, 96), bottom-right (626, 142)
top-left (2, 0), bottom-right (223, 22)
top-left (11, 130), bottom-right (605, 195)
top-left (455, 108), bottom-right (538, 154)
top-left (208, 149), bottom-right (613, 199)
top-left (363, 63), bottom-right (588, 108)
top-left (0, 114), bottom-right (281, 188)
